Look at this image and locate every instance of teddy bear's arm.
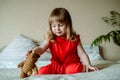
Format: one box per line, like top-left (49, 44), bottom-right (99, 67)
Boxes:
top-left (18, 61), bottom-right (25, 68)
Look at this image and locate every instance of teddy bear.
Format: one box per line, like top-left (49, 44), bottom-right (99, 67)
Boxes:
top-left (17, 50), bottom-right (40, 78)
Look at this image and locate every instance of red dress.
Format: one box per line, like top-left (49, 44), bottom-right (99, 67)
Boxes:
top-left (38, 35), bottom-right (83, 74)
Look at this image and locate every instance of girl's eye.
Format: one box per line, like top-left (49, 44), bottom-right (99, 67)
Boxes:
top-left (58, 24), bottom-right (63, 27)
top-left (51, 23), bottom-right (64, 27)
top-left (52, 25), bottom-right (56, 27)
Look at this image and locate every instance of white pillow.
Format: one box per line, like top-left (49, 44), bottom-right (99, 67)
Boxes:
top-left (0, 34), bottom-right (37, 57)
top-left (83, 45), bottom-right (103, 61)
top-left (37, 41), bottom-right (52, 60)
top-left (0, 34), bottom-right (38, 68)
top-left (38, 50), bottom-right (51, 61)
top-left (38, 43), bottom-right (103, 61)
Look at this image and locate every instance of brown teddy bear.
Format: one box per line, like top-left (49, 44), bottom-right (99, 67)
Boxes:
top-left (17, 50), bottom-right (40, 78)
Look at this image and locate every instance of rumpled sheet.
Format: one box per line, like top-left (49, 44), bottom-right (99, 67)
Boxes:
top-left (0, 60), bottom-right (120, 80)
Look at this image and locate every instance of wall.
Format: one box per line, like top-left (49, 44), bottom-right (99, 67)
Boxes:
top-left (0, 0), bottom-right (120, 60)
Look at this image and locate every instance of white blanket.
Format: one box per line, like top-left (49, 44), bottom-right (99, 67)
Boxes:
top-left (0, 60), bottom-right (120, 80)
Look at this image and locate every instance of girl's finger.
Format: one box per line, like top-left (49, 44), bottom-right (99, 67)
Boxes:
top-left (86, 66), bottom-right (89, 72)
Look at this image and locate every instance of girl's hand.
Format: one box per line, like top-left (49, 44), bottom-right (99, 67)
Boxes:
top-left (25, 47), bottom-right (42, 59)
top-left (85, 65), bottom-right (99, 72)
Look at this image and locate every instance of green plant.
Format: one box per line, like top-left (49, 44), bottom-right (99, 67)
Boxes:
top-left (91, 11), bottom-right (120, 47)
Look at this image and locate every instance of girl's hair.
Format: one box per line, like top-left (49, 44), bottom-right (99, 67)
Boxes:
top-left (45, 8), bottom-right (77, 41)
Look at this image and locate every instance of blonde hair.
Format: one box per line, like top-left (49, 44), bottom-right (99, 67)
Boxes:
top-left (45, 8), bottom-right (77, 41)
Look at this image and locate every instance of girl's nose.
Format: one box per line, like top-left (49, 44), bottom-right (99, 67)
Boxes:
top-left (56, 26), bottom-right (60, 31)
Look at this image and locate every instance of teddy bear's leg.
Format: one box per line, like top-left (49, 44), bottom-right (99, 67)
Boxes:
top-left (27, 70), bottom-right (32, 76)
top-left (20, 70), bottom-right (28, 78)
top-left (33, 65), bottom-right (38, 75)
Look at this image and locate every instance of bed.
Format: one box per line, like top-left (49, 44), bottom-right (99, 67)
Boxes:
top-left (0, 34), bottom-right (120, 80)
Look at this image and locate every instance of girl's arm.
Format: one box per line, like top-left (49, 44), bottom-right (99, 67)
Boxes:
top-left (77, 40), bottom-right (98, 71)
top-left (32, 40), bottom-right (49, 55)
top-left (77, 44), bottom-right (91, 66)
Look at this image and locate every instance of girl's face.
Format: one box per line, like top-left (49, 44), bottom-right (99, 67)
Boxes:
top-left (51, 21), bottom-right (67, 37)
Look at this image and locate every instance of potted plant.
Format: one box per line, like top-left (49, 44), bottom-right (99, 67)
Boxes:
top-left (91, 11), bottom-right (120, 47)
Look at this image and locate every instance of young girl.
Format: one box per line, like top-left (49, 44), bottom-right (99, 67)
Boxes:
top-left (28, 7), bottom-right (98, 74)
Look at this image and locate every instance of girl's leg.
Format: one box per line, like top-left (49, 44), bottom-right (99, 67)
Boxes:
top-left (38, 62), bottom-right (63, 74)
top-left (65, 62), bottom-right (83, 74)
top-left (38, 65), bottom-right (52, 74)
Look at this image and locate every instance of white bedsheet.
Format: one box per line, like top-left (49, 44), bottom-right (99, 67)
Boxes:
top-left (0, 60), bottom-right (120, 80)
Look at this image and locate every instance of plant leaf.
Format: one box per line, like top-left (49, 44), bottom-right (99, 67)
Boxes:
top-left (91, 30), bottom-right (120, 47)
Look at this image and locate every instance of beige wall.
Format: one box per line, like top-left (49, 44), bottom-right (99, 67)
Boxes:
top-left (0, 0), bottom-right (120, 60)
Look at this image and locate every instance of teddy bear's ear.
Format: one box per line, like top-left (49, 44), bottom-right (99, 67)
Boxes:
top-left (28, 50), bottom-right (32, 53)
top-left (26, 50), bottom-right (32, 57)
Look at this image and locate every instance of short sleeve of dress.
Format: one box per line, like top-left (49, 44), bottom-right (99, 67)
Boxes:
top-left (76, 34), bottom-right (80, 45)
top-left (48, 39), bottom-right (56, 48)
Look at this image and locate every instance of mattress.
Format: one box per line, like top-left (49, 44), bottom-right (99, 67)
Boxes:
top-left (0, 60), bottom-right (120, 80)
